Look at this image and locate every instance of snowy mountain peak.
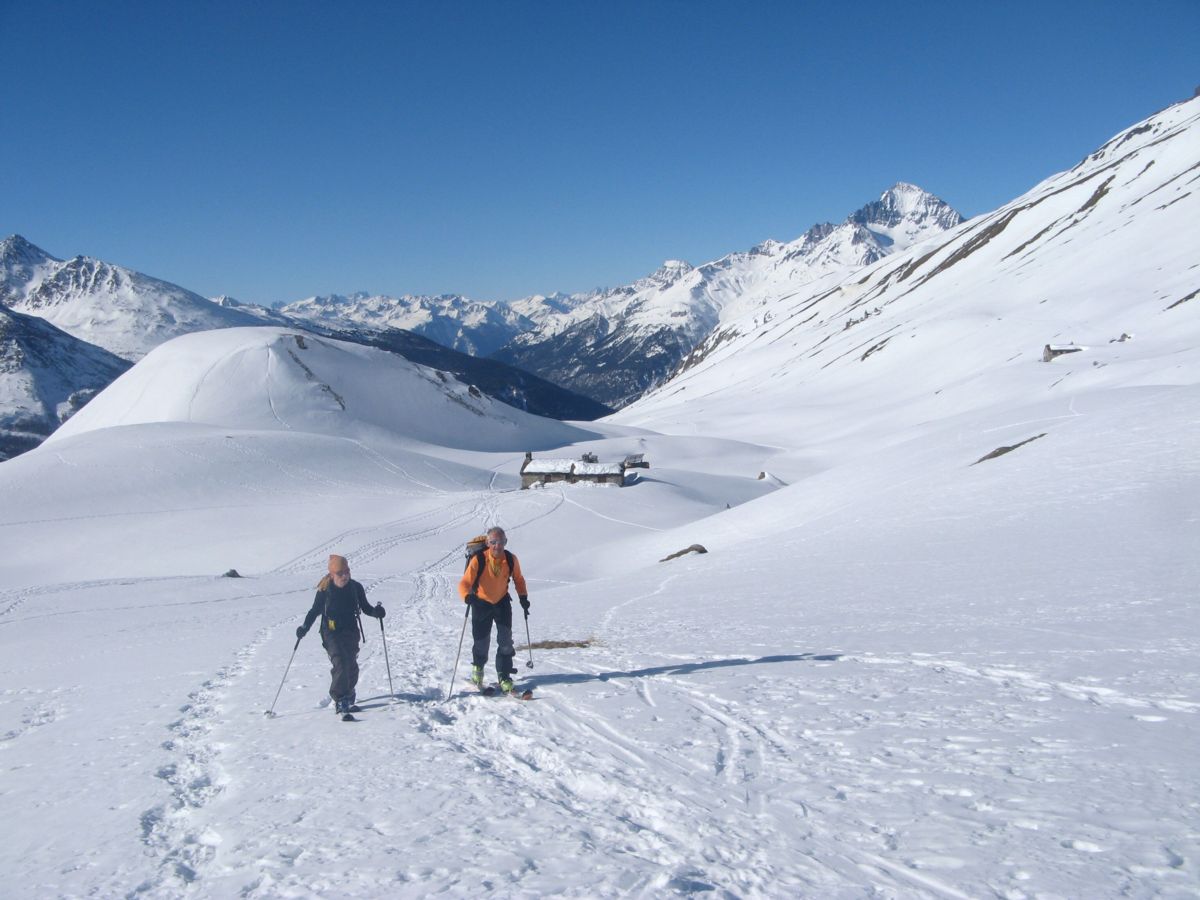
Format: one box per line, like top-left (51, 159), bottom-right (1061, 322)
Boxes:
top-left (1, 234), bottom-right (62, 306)
top-left (1, 234), bottom-right (59, 267)
top-left (638, 260), bottom-right (695, 290)
top-left (847, 183), bottom-right (964, 250)
top-left (750, 239), bottom-right (786, 256)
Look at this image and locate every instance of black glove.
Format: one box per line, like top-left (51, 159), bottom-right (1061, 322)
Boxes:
top-left (295, 625), bottom-right (308, 639)
top-left (465, 592), bottom-right (479, 605)
top-left (519, 596), bottom-right (530, 612)
top-left (375, 603), bottom-right (386, 618)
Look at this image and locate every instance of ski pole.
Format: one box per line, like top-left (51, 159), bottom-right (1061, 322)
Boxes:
top-left (266, 635), bottom-right (302, 718)
top-left (522, 608), bottom-right (534, 669)
top-left (444, 604), bottom-right (471, 702)
top-left (379, 616), bottom-right (395, 700)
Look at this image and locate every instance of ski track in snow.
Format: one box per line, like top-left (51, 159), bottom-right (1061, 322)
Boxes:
top-left (137, 631), bottom-right (268, 894)
top-left (268, 494), bottom-right (492, 576)
top-left (0, 687), bottom-right (72, 747)
top-left (558, 488), bottom-right (667, 532)
top-left (884, 653), bottom-right (1200, 715)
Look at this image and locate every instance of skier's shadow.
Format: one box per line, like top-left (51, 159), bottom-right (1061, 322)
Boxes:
top-left (357, 690), bottom-right (439, 707)
top-left (526, 652), bottom-right (841, 688)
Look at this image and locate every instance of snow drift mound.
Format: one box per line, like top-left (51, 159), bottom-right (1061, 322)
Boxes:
top-left (48, 327), bottom-right (593, 451)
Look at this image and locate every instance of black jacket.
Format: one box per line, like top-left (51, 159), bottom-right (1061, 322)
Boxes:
top-left (302, 578), bottom-right (380, 637)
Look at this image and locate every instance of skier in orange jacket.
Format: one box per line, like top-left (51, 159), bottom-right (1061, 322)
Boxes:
top-left (458, 526), bottom-right (528, 691)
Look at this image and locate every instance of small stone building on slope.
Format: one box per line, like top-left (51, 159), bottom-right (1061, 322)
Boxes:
top-left (519, 451), bottom-right (647, 489)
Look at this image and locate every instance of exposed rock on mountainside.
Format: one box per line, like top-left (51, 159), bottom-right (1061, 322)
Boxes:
top-left (0, 305), bottom-right (131, 460)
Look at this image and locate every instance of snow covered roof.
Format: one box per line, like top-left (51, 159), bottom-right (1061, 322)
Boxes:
top-left (523, 458), bottom-right (577, 474)
top-left (523, 458), bottom-right (624, 476)
top-left (574, 461), bottom-right (624, 476)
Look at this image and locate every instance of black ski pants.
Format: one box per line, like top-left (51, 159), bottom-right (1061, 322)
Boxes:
top-left (321, 628), bottom-right (361, 707)
top-left (471, 596), bottom-right (515, 678)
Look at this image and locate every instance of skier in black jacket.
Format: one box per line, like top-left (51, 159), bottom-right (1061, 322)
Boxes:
top-left (297, 554), bottom-right (385, 717)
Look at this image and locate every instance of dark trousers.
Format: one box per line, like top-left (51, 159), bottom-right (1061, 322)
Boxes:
top-left (321, 628), bottom-right (360, 707)
top-left (471, 596), bottom-right (514, 678)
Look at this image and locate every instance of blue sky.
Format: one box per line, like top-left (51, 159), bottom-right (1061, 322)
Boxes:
top-left (2, 0), bottom-right (1196, 305)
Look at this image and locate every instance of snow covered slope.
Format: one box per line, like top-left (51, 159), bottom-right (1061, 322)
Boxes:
top-left (0, 367), bottom-right (1194, 898)
top-left (51, 327), bottom-right (592, 452)
top-left (0, 235), bottom-right (263, 360)
top-left (0, 305), bottom-right (131, 460)
top-left (617, 96), bottom-right (1200, 455)
top-left (493, 184), bottom-right (962, 407)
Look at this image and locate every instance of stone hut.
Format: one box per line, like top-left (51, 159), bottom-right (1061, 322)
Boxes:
top-left (520, 452), bottom-right (636, 489)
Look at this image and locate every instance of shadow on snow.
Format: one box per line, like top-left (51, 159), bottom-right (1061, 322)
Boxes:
top-left (347, 655), bottom-right (841, 707)
top-left (523, 652), bottom-right (842, 689)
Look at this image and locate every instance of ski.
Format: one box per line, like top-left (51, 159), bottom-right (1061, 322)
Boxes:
top-left (479, 684), bottom-right (533, 700)
top-left (341, 712), bottom-right (357, 721)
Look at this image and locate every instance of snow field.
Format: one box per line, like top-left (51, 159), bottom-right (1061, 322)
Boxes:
top-left (2, 380), bottom-right (1197, 897)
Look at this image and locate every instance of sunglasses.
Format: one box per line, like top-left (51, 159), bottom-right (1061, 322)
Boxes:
top-left (332, 569), bottom-right (350, 577)
top-left (487, 539), bottom-right (505, 546)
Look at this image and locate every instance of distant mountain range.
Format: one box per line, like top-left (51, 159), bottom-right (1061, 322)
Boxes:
top-left (280, 292), bottom-right (533, 357)
top-left (490, 184), bottom-right (962, 406)
top-left (0, 183), bottom-right (963, 455)
top-left (6, 93), bottom-right (1195, 463)
top-left (282, 183), bottom-right (964, 408)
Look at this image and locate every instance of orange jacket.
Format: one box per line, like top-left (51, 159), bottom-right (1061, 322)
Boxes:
top-left (458, 549), bottom-right (527, 604)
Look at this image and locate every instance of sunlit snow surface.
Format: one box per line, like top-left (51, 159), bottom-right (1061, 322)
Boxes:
top-left (2, 99), bottom-right (1199, 898)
